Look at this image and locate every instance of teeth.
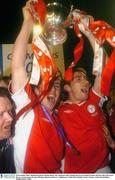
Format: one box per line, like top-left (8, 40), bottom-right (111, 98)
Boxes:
top-left (47, 95), bottom-right (55, 102)
top-left (81, 88), bottom-right (88, 93)
top-left (4, 125), bottom-right (11, 129)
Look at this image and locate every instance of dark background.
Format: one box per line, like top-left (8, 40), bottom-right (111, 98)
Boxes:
top-left (0, 0), bottom-right (114, 76)
top-left (0, 0), bottom-right (115, 43)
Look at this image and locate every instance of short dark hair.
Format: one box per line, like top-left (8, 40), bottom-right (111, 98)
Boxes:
top-left (73, 67), bottom-right (88, 76)
top-left (62, 67), bottom-right (89, 101)
top-left (0, 87), bottom-right (12, 99)
top-left (64, 67), bottom-right (88, 85)
top-left (0, 75), bottom-right (11, 85)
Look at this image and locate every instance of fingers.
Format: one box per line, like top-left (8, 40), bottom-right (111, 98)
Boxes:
top-left (25, 0), bottom-right (39, 22)
top-left (103, 125), bottom-right (109, 136)
top-left (103, 125), bottom-right (115, 149)
top-left (22, 1), bottom-right (36, 23)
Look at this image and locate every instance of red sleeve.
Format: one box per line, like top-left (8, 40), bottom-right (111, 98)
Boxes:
top-left (25, 82), bottom-right (37, 102)
top-left (89, 89), bottom-right (101, 104)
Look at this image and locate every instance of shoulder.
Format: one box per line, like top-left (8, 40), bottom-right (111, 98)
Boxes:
top-left (58, 102), bottom-right (75, 114)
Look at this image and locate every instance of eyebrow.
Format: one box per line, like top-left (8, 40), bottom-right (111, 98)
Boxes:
top-left (73, 73), bottom-right (87, 77)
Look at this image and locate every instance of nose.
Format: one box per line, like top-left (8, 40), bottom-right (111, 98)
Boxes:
top-left (50, 85), bottom-right (56, 93)
top-left (83, 79), bottom-right (90, 86)
top-left (82, 77), bottom-right (88, 82)
top-left (86, 79), bottom-right (90, 84)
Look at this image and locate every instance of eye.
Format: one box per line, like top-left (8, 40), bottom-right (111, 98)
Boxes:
top-left (7, 110), bottom-right (13, 117)
top-left (54, 83), bottom-right (60, 89)
top-left (0, 112), bottom-right (4, 119)
top-left (0, 110), bottom-right (13, 119)
top-left (73, 76), bottom-right (82, 81)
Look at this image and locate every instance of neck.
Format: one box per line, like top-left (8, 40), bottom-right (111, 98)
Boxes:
top-left (68, 97), bottom-right (83, 105)
top-left (41, 103), bottom-right (53, 115)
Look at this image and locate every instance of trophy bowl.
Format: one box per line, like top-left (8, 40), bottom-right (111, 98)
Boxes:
top-left (43, 0), bottom-right (71, 45)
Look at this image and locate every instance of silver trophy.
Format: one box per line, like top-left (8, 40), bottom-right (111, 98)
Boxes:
top-left (43, 0), bottom-right (71, 45)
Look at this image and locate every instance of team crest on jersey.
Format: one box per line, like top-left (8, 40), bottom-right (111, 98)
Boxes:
top-left (87, 104), bottom-right (96, 113)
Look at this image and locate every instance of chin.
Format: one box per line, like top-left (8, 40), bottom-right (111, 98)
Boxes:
top-left (83, 95), bottom-right (88, 101)
top-left (4, 132), bottom-right (11, 139)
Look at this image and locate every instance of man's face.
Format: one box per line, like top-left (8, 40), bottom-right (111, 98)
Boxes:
top-left (0, 97), bottom-right (13, 140)
top-left (67, 71), bottom-right (91, 103)
top-left (41, 77), bottom-right (61, 113)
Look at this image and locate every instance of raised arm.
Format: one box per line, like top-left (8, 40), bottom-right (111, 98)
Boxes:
top-left (76, 15), bottom-right (105, 96)
top-left (11, 3), bottom-right (34, 93)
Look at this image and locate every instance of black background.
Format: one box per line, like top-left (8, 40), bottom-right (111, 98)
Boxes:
top-left (0, 0), bottom-right (114, 76)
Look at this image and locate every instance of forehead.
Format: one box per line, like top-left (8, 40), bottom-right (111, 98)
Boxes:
top-left (73, 71), bottom-right (87, 77)
top-left (54, 76), bottom-right (62, 84)
top-left (0, 97), bottom-right (12, 109)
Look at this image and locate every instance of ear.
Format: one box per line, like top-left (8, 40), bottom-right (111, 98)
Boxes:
top-left (64, 84), bottom-right (71, 92)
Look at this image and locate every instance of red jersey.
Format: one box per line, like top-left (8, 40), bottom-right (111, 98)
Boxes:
top-left (58, 89), bottom-right (109, 173)
top-left (12, 83), bottom-right (64, 173)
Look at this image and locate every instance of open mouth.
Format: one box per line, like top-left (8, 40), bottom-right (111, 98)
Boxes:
top-left (47, 95), bottom-right (55, 103)
top-left (4, 125), bottom-right (11, 131)
top-left (81, 87), bottom-right (89, 94)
